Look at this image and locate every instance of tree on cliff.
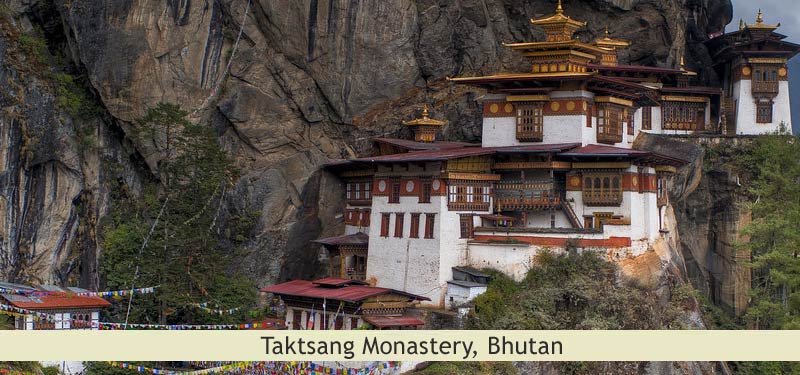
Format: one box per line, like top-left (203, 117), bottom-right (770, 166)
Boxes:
top-left (738, 124), bottom-right (800, 330)
top-left (100, 103), bottom-right (255, 325)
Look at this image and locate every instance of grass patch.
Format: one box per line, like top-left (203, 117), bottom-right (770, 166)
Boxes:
top-left (414, 362), bottom-right (517, 375)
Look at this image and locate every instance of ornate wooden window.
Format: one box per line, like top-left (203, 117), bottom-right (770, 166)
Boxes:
top-left (756, 101), bottom-right (773, 123)
top-left (641, 107), bottom-right (652, 130)
top-left (625, 109), bottom-right (634, 135)
top-left (662, 101), bottom-right (705, 130)
top-left (410, 213), bottom-right (421, 238)
top-left (389, 179), bottom-right (401, 203)
top-left (582, 173), bottom-right (623, 206)
top-left (380, 213), bottom-right (390, 237)
top-left (459, 214), bottom-right (473, 239)
top-left (346, 180), bottom-right (372, 206)
top-left (752, 65), bottom-right (779, 96)
top-left (394, 213), bottom-right (404, 238)
top-left (424, 214), bottom-right (436, 239)
top-left (516, 102), bottom-right (544, 142)
top-left (596, 104), bottom-right (623, 144)
top-left (447, 181), bottom-right (491, 211)
top-left (586, 103), bottom-right (593, 128)
top-left (419, 180), bottom-right (431, 203)
top-left (657, 175), bottom-right (668, 207)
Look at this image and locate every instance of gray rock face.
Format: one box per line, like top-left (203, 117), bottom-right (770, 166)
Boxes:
top-left (0, 0), bottom-right (732, 290)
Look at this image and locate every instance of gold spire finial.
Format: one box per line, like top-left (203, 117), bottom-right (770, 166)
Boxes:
top-left (680, 56), bottom-right (685, 69)
top-left (422, 104), bottom-right (430, 119)
top-left (756, 9), bottom-right (763, 24)
top-left (556, 0), bottom-right (563, 14)
top-left (739, 18), bottom-right (744, 31)
top-left (604, 26), bottom-right (610, 38)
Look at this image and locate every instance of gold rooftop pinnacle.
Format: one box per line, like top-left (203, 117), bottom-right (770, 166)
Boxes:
top-left (594, 27), bottom-right (630, 50)
top-left (403, 104), bottom-right (447, 143)
top-left (745, 8), bottom-right (779, 31)
top-left (530, 0), bottom-right (587, 42)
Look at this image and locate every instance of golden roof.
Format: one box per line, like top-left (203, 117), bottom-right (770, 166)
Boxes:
top-left (744, 9), bottom-right (779, 31)
top-left (402, 105), bottom-right (447, 126)
top-left (593, 28), bottom-right (631, 50)
top-left (530, 0), bottom-right (587, 28)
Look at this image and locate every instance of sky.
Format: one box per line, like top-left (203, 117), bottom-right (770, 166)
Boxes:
top-left (729, 0), bottom-right (800, 133)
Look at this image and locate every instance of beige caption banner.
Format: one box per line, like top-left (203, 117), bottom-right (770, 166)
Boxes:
top-left (1, 330), bottom-right (799, 361)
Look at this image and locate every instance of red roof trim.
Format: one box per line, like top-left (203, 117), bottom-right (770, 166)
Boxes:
top-left (261, 280), bottom-right (430, 302)
top-left (1, 294), bottom-right (111, 310)
top-left (363, 316), bottom-right (425, 328)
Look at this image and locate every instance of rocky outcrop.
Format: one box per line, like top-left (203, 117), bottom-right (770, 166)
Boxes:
top-left (0, 0), bottom-right (732, 289)
top-left (635, 134), bottom-right (751, 316)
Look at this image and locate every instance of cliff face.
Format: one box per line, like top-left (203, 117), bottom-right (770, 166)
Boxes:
top-left (0, 0), bottom-right (732, 289)
top-left (635, 134), bottom-right (751, 316)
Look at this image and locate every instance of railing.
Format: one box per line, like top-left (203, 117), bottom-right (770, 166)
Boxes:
top-left (346, 198), bottom-right (372, 206)
top-left (561, 200), bottom-right (582, 229)
top-left (583, 191), bottom-right (623, 206)
top-left (596, 131), bottom-right (622, 144)
top-left (751, 81), bottom-right (779, 95)
top-left (494, 180), bottom-right (559, 211)
top-left (516, 129), bottom-right (543, 142)
top-left (448, 202), bottom-right (491, 211)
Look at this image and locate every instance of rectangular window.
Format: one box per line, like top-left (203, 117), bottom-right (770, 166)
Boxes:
top-left (516, 103), bottom-right (544, 142)
top-left (410, 213), bottom-right (421, 238)
top-left (389, 180), bottom-right (401, 203)
top-left (359, 209), bottom-right (371, 226)
top-left (582, 173), bottom-right (623, 206)
top-left (419, 181), bottom-right (432, 203)
top-left (583, 216), bottom-right (594, 229)
top-left (380, 213), bottom-right (390, 237)
top-left (641, 107), bottom-right (652, 130)
top-left (756, 102), bottom-right (773, 123)
top-left (354, 182), bottom-right (361, 200)
top-left (447, 181), bottom-right (491, 211)
top-left (586, 103), bottom-right (593, 128)
top-left (346, 183), bottom-right (352, 200)
top-left (292, 310), bottom-right (302, 330)
top-left (596, 104), bottom-right (623, 144)
top-left (626, 109), bottom-right (635, 135)
top-left (424, 214), bottom-right (436, 239)
top-left (459, 215), bottom-right (473, 239)
top-left (662, 101), bottom-right (705, 130)
top-left (394, 213), bottom-right (404, 238)
top-left (364, 182), bottom-right (371, 200)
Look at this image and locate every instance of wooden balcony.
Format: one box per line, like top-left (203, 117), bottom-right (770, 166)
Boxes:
top-left (346, 198), bottom-right (372, 207)
top-left (596, 131), bottom-right (622, 145)
top-left (496, 196), bottom-right (560, 211)
top-left (495, 181), bottom-right (559, 211)
top-left (448, 202), bottom-right (490, 211)
top-left (582, 191), bottom-right (622, 206)
top-left (516, 130), bottom-right (543, 142)
top-left (752, 81), bottom-right (779, 96)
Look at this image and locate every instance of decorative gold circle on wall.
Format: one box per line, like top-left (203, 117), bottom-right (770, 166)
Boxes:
top-left (779, 67), bottom-right (788, 77)
top-left (504, 103), bottom-right (514, 113)
top-left (550, 101), bottom-right (560, 112)
top-left (582, 102), bottom-right (588, 111)
top-left (742, 66), bottom-right (751, 76)
top-left (570, 176), bottom-right (581, 187)
top-left (632, 176), bottom-right (638, 187)
top-left (566, 101), bottom-right (576, 111)
top-left (489, 103), bottom-right (499, 113)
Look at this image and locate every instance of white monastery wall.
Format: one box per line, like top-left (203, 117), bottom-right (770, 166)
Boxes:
top-left (734, 80), bottom-right (790, 134)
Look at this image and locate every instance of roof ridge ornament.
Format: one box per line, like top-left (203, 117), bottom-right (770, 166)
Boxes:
top-left (556, 0), bottom-right (564, 15)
